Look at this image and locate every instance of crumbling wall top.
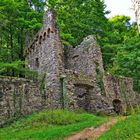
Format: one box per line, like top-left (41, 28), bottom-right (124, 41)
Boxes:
top-left (43, 8), bottom-right (57, 29)
top-left (64, 35), bottom-right (104, 76)
top-left (25, 8), bottom-right (59, 56)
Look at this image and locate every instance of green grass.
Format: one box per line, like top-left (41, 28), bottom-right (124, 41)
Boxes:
top-left (0, 109), bottom-right (106, 140)
top-left (97, 113), bottom-right (140, 140)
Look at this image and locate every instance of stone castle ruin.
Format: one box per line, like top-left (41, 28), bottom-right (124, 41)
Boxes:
top-left (0, 9), bottom-right (139, 126)
top-left (25, 9), bottom-right (140, 113)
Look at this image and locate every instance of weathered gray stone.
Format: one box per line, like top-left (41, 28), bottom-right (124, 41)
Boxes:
top-left (0, 77), bottom-right (44, 126)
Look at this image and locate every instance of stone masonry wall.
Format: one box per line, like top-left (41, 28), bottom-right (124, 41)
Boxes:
top-left (25, 9), bottom-right (64, 108)
top-left (104, 73), bottom-right (139, 113)
top-left (65, 35), bottom-right (104, 78)
top-left (64, 35), bottom-right (140, 114)
top-left (62, 70), bottom-right (111, 114)
top-left (0, 77), bottom-right (44, 126)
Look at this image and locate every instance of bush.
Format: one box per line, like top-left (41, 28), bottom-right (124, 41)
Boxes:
top-left (33, 109), bottom-right (81, 125)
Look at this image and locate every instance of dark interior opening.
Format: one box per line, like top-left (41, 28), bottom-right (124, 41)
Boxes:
top-left (47, 28), bottom-right (51, 38)
top-left (43, 32), bottom-right (46, 40)
top-left (113, 99), bottom-right (122, 114)
top-left (72, 55), bottom-right (79, 59)
top-left (74, 84), bottom-right (92, 111)
top-left (60, 77), bottom-right (65, 109)
top-left (39, 36), bottom-right (42, 44)
top-left (35, 58), bottom-right (39, 68)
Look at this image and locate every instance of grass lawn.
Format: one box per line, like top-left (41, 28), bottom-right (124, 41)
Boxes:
top-left (97, 112), bottom-right (140, 140)
top-left (0, 109), bottom-right (106, 140)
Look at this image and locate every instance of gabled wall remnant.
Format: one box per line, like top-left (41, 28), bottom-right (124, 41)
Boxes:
top-left (65, 35), bottom-right (104, 77)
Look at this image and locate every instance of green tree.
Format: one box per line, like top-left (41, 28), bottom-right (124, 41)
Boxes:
top-left (48, 0), bottom-right (108, 45)
top-left (0, 0), bottom-right (44, 76)
top-left (101, 15), bottom-right (140, 92)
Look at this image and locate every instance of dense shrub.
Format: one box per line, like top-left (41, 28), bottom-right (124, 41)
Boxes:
top-left (0, 61), bottom-right (38, 80)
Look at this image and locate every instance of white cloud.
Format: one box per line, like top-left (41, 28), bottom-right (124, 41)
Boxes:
top-left (104, 0), bottom-right (136, 21)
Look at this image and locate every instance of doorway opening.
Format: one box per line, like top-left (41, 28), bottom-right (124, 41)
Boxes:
top-left (113, 99), bottom-right (122, 114)
top-left (74, 84), bottom-right (93, 111)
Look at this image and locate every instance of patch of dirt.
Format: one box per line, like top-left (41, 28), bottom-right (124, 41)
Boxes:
top-left (65, 118), bottom-right (120, 140)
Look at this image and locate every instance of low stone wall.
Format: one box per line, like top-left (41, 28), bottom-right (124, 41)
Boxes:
top-left (0, 73), bottom-right (139, 126)
top-left (63, 71), bottom-right (140, 114)
top-left (104, 73), bottom-right (139, 113)
top-left (0, 77), bottom-right (44, 126)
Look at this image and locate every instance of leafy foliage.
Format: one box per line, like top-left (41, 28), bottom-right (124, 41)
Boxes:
top-left (101, 15), bottom-right (140, 92)
top-left (0, 0), bottom-right (44, 78)
top-left (0, 60), bottom-right (38, 80)
top-left (48, 0), bottom-right (108, 45)
top-left (0, 0), bottom-right (44, 62)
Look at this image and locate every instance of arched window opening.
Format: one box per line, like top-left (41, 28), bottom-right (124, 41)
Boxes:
top-left (39, 36), bottom-right (42, 44)
top-left (35, 58), bottom-right (39, 68)
top-left (43, 32), bottom-right (46, 40)
top-left (47, 28), bottom-right (51, 38)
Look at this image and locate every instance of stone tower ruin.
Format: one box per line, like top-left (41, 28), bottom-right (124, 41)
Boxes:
top-left (26, 9), bottom-right (64, 108)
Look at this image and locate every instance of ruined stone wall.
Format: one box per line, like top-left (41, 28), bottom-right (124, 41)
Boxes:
top-left (63, 35), bottom-right (140, 114)
top-left (0, 77), bottom-right (44, 126)
top-left (64, 69), bottom-right (95, 110)
top-left (104, 73), bottom-right (138, 112)
top-left (62, 70), bottom-right (111, 114)
top-left (64, 71), bottom-right (139, 114)
top-left (63, 36), bottom-right (113, 114)
top-left (26, 10), bottom-right (63, 74)
top-left (65, 35), bottom-right (104, 78)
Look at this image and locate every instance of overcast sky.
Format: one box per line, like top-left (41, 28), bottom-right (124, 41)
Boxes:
top-left (104, 0), bottom-right (136, 21)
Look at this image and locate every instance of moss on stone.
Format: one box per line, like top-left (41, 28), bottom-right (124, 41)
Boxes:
top-left (39, 73), bottom-right (47, 95)
top-left (96, 66), bottom-right (106, 96)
